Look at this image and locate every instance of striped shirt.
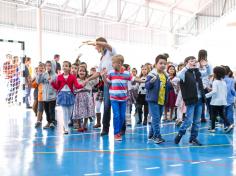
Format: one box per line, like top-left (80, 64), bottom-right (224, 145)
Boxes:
top-left (107, 69), bottom-right (134, 101)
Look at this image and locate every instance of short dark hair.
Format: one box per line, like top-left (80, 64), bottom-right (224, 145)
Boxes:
top-left (54, 54), bottom-right (60, 59)
top-left (123, 64), bottom-right (130, 70)
top-left (177, 62), bottom-right (185, 71)
top-left (163, 53), bottom-right (169, 59)
top-left (213, 66), bottom-right (225, 80)
top-left (63, 61), bottom-right (71, 68)
top-left (96, 37), bottom-right (107, 43)
top-left (223, 65), bottom-right (233, 77)
top-left (184, 56), bottom-right (196, 64)
top-left (198, 49), bottom-right (207, 62)
top-left (45, 60), bottom-right (51, 65)
top-left (155, 54), bottom-right (167, 64)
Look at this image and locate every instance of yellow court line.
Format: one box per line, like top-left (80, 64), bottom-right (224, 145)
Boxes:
top-left (34, 143), bottom-right (232, 155)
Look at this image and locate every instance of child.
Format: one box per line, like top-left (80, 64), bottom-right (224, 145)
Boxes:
top-left (51, 61), bottom-right (85, 134)
top-left (164, 65), bottom-right (177, 122)
top-left (206, 66), bottom-right (234, 132)
top-left (223, 66), bottom-right (236, 126)
top-left (123, 64), bottom-right (133, 126)
top-left (73, 65), bottom-right (98, 132)
top-left (198, 49), bottom-right (212, 123)
top-left (31, 67), bottom-right (39, 117)
top-left (37, 60), bottom-right (57, 129)
top-left (174, 56), bottom-right (211, 146)
top-left (102, 54), bottom-right (144, 141)
top-left (93, 70), bottom-right (104, 129)
top-left (130, 68), bottom-right (139, 116)
top-left (175, 63), bottom-right (186, 126)
top-left (68, 63), bottom-right (79, 127)
top-left (137, 65), bottom-right (149, 125)
top-left (145, 54), bottom-right (169, 144)
top-left (34, 63), bottom-right (45, 128)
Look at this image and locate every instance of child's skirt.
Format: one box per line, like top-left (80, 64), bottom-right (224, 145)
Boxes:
top-left (73, 91), bottom-right (95, 119)
top-left (56, 91), bottom-right (75, 107)
top-left (166, 89), bottom-right (177, 108)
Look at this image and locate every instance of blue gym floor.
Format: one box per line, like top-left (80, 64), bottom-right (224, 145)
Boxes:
top-left (0, 106), bottom-right (236, 176)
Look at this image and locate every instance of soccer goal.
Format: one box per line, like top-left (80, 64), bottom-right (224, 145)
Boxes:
top-left (0, 39), bottom-right (25, 106)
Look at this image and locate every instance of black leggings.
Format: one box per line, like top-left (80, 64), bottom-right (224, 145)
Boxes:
top-left (44, 100), bottom-right (56, 123)
top-left (211, 105), bottom-right (230, 129)
top-left (137, 94), bottom-right (148, 122)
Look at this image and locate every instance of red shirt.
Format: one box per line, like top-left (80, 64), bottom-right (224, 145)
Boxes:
top-left (51, 73), bottom-right (83, 93)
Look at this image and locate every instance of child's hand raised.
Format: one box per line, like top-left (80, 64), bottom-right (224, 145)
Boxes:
top-left (81, 80), bottom-right (88, 87)
top-left (100, 68), bottom-right (107, 77)
top-left (150, 76), bottom-right (157, 83)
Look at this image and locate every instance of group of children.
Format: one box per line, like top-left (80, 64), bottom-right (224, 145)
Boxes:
top-left (29, 49), bottom-right (236, 145)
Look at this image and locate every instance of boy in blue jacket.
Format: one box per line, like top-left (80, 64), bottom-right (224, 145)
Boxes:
top-left (145, 54), bottom-right (169, 144)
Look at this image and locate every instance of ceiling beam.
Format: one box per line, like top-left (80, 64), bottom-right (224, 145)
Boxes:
top-left (101, 0), bottom-right (111, 17)
top-left (62, 0), bottom-right (71, 10)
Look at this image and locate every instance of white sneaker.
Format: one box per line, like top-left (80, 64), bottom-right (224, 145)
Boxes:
top-left (225, 124), bottom-right (234, 133)
top-left (208, 128), bottom-right (216, 133)
top-left (49, 123), bottom-right (55, 129)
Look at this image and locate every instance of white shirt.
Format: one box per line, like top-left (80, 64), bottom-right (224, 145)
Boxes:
top-left (205, 79), bottom-right (227, 106)
top-left (97, 48), bottom-right (116, 73)
top-left (61, 75), bottom-right (70, 91)
top-left (138, 76), bottom-right (147, 94)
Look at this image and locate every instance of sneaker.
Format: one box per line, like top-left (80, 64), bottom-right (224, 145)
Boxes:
top-left (189, 138), bottom-right (202, 146)
top-left (143, 121), bottom-right (147, 126)
top-left (64, 130), bottom-right (69, 135)
top-left (35, 121), bottom-right (42, 128)
top-left (175, 120), bottom-right (182, 127)
top-left (174, 134), bottom-right (183, 144)
top-left (49, 123), bottom-right (55, 129)
top-left (114, 134), bottom-right (122, 141)
top-left (153, 137), bottom-right (165, 144)
top-left (148, 135), bottom-right (153, 140)
top-left (208, 128), bottom-right (215, 133)
top-left (43, 123), bottom-right (50, 129)
top-left (225, 124), bottom-right (234, 133)
top-left (136, 121), bottom-right (142, 125)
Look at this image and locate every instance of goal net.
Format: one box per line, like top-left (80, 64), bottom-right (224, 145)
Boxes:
top-left (0, 39), bottom-right (25, 106)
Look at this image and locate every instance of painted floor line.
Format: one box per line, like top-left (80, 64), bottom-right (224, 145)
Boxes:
top-left (191, 161), bottom-right (206, 164)
top-left (84, 173), bottom-right (101, 176)
top-left (145, 167), bottom-right (160, 170)
top-left (210, 159), bottom-right (222, 162)
top-left (114, 170), bottom-right (133, 173)
top-left (33, 143), bottom-right (232, 154)
top-left (169, 164), bottom-right (183, 167)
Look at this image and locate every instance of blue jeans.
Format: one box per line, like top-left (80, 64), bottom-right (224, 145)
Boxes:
top-left (179, 99), bottom-right (202, 140)
top-left (102, 84), bottom-right (111, 132)
top-left (148, 102), bottom-right (163, 138)
top-left (111, 100), bottom-right (127, 135)
top-left (225, 104), bottom-right (234, 125)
